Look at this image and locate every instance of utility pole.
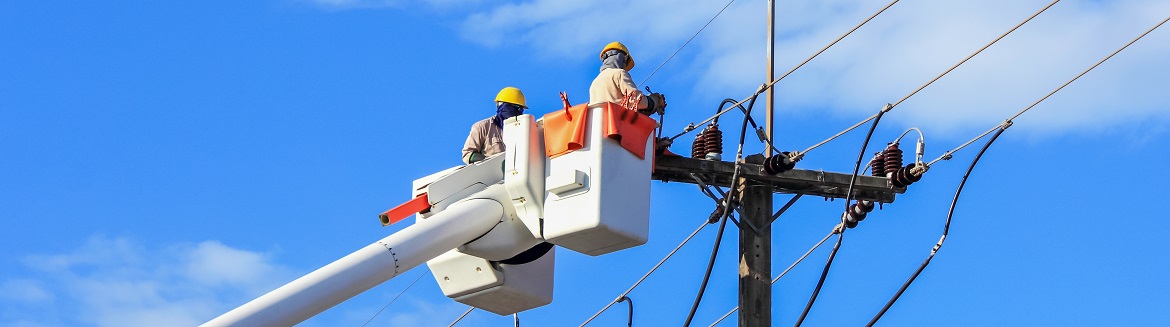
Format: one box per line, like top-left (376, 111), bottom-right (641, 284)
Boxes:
top-left (739, 180), bottom-right (772, 327)
top-left (653, 156), bottom-right (900, 325)
top-left (740, 1), bottom-right (777, 326)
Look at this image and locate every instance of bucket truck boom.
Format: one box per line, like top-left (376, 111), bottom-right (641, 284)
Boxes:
top-left (203, 103), bottom-right (657, 326)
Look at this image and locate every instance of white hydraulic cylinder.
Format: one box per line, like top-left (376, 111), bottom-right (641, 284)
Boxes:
top-left (201, 198), bottom-right (503, 327)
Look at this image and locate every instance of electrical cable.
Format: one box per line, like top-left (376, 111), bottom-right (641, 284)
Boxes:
top-left (640, 0), bottom-right (737, 86)
top-left (708, 229), bottom-right (835, 326)
top-left (618, 296), bottom-right (634, 327)
top-left (691, 173), bottom-right (748, 219)
top-left (668, 0), bottom-right (902, 142)
top-left (793, 106), bottom-right (887, 327)
top-left (447, 307), bottom-right (474, 327)
top-left (791, 0), bottom-right (1060, 161)
top-left (682, 91), bottom-right (762, 327)
top-left (682, 212), bottom-right (731, 326)
top-left (360, 270), bottom-right (427, 327)
top-left (865, 14), bottom-right (1170, 326)
top-left (865, 128), bottom-right (1005, 327)
top-left (927, 13), bottom-right (1170, 167)
top-left (577, 219), bottom-right (706, 325)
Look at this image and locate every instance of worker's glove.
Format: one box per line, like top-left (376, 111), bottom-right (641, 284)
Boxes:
top-left (649, 93), bottom-right (667, 115)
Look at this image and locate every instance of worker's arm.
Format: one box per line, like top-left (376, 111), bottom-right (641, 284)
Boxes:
top-left (462, 121), bottom-right (486, 164)
top-left (615, 70), bottom-right (650, 109)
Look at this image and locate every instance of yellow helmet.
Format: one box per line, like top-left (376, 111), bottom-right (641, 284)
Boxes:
top-left (600, 41), bottom-right (635, 70)
top-left (495, 86), bottom-right (527, 108)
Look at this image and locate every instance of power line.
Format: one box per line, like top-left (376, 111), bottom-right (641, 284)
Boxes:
top-left (447, 307), bottom-right (474, 327)
top-left (640, 0), bottom-right (737, 86)
top-left (791, 0), bottom-right (1061, 161)
top-left (867, 13), bottom-right (1170, 326)
top-left (360, 270), bottom-right (428, 327)
top-left (927, 13), bottom-right (1170, 166)
top-left (865, 127), bottom-right (1005, 327)
top-left (579, 219), bottom-right (713, 326)
top-left (682, 200), bottom-right (733, 327)
top-left (668, 0), bottom-right (903, 142)
top-left (793, 104), bottom-right (888, 327)
top-left (707, 229), bottom-right (835, 326)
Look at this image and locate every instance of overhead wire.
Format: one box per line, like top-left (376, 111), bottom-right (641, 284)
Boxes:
top-left (580, 164), bottom-right (775, 327)
top-left (669, 0), bottom-right (903, 142)
top-left (640, 0), bottom-right (737, 86)
top-left (707, 229), bottom-right (836, 326)
top-left (447, 307), bottom-right (474, 327)
top-left (790, 0), bottom-right (1060, 161)
top-left (927, 13), bottom-right (1170, 167)
top-left (682, 211), bottom-right (731, 327)
top-left (866, 14), bottom-right (1170, 326)
top-left (793, 105), bottom-right (887, 327)
top-left (683, 92), bottom-right (762, 326)
top-left (579, 219), bottom-right (714, 326)
top-left (865, 128), bottom-right (1005, 327)
top-left (618, 296), bottom-right (635, 327)
top-left (360, 270), bottom-right (428, 327)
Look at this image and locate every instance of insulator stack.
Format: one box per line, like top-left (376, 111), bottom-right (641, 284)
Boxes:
top-left (691, 123), bottom-right (723, 160)
top-left (763, 151), bottom-right (797, 175)
top-left (691, 132), bottom-right (706, 158)
top-left (883, 143), bottom-right (903, 178)
top-left (844, 200), bottom-right (876, 228)
top-left (890, 163), bottom-right (925, 188)
top-left (703, 125), bottom-right (723, 159)
top-left (870, 151), bottom-right (886, 177)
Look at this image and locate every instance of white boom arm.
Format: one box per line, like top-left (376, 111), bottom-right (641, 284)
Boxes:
top-left (201, 198), bottom-right (503, 327)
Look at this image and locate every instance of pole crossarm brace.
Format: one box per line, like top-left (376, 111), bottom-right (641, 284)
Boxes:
top-left (652, 156), bottom-right (903, 203)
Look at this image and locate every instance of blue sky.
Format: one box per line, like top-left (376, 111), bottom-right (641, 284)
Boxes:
top-left (2, 0), bottom-right (1169, 326)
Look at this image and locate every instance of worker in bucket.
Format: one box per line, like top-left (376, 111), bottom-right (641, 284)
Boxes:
top-left (588, 41), bottom-right (666, 116)
top-left (462, 86), bottom-right (527, 164)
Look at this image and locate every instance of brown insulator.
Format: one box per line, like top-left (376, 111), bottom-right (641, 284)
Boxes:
top-left (704, 125), bottom-right (723, 156)
top-left (870, 152), bottom-right (886, 177)
top-left (891, 164), bottom-right (924, 188)
top-left (884, 143), bottom-right (903, 177)
top-left (844, 200), bottom-right (876, 229)
top-left (691, 127), bottom-right (708, 159)
top-left (763, 151), bottom-right (796, 175)
top-left (857, 200), bottom-right (875, 213)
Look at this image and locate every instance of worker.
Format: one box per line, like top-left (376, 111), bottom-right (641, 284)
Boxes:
top-left (588, 41), bottom-right (666, 116)
top-left (462, 86), bottom-right (527, 164)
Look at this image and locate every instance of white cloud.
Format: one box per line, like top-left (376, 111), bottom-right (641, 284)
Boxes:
top-left (0, 236), bottom-right (297, 327)
top-left (379, 0), bottom-right (1170, 138)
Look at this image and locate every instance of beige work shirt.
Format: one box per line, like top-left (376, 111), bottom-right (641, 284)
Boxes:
top-left (462, 117), bottom-right (505, 164)
top-left (589, 68), bottom-right (649, 109)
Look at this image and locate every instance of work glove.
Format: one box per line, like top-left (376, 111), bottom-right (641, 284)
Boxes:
top-left (648, 93), bottom-right (667, 115)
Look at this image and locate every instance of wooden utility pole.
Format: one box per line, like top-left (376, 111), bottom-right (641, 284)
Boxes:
top-left (739, 180), bottom-right (772, 326)
top-left (741, 1), bottom-right (777, 326)
top-left (652, 155), bottom-right (901, 326)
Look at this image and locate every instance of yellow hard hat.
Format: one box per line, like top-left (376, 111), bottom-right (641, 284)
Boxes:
top-left (600, 41), bottom-right (635, 70)
top-left (495, 86), bottom-right (527, 108)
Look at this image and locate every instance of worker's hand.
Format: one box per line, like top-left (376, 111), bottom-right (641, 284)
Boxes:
top-left (649, 93), bottom-right (667, 114)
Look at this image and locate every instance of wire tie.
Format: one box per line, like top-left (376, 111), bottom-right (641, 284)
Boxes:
top-left (880, 103), bottom-right (894, 113)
